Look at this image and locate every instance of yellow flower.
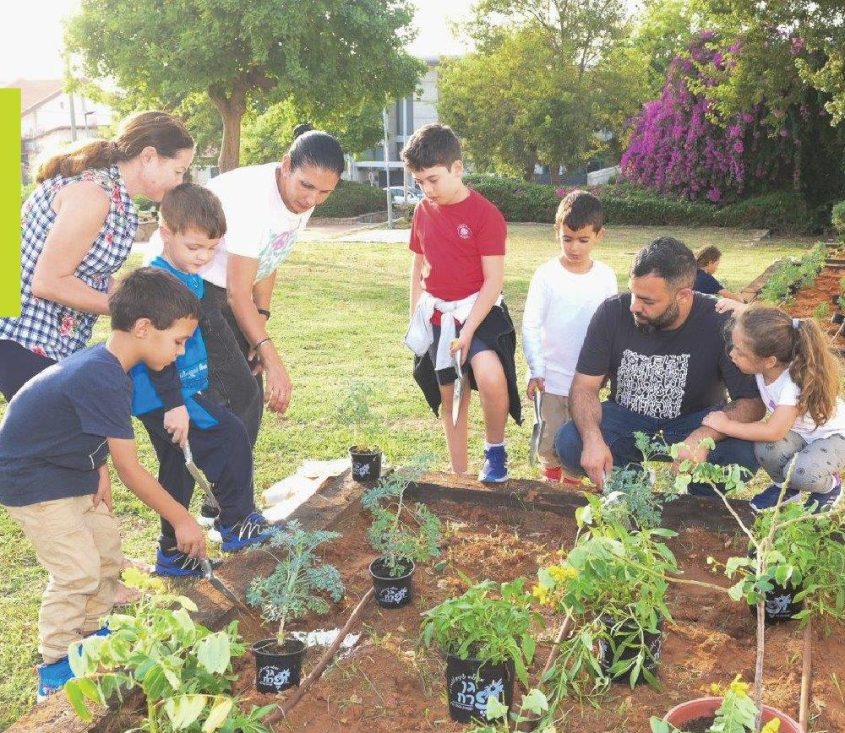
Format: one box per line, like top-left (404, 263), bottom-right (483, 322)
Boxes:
top-left (532, 584), bottom-right (550, 605)
top-left (547, 565), bottom-right (577, 583)
top-left (727, 676), bottom-right (750, 697)
top-left (760, 720), bottom-right (781, 733)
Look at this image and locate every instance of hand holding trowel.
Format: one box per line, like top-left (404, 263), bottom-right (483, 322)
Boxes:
top-left (529, 388), bottom-right (545, 467)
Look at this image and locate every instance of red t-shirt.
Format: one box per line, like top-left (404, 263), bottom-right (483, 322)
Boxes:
top-left (409, 188), bottom-right (507, 304)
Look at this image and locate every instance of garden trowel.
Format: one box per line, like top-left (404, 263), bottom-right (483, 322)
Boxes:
top-left (199, 558), bottom-right (262, 623)
top-left (183, 440), bottom-right (220, 511)
top-left (451, 339), bottom-right (464, 427)
top-left (529, 390), bottom-right (545, 467)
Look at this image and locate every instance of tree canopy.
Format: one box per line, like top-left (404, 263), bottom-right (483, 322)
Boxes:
top-left (66, 0), bottom-right (424, 170)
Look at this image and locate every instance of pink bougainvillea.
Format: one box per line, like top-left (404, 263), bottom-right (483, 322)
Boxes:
top-left (620, 32), bottom-right (800, 203)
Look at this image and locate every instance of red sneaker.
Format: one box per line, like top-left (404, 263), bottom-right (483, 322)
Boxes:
top-left (542, 466), bottom-right (562, 481)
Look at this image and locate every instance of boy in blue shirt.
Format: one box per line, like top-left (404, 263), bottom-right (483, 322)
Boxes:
top-left (0, 268), bottom-right (207, 700)
top-left (131, 184), bottom-right (272, 576)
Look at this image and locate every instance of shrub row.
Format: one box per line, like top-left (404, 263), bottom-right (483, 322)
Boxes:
top-left (313, 180), bottom-right (386, 218)
top-left (463, 176), bottom-right (826, 235)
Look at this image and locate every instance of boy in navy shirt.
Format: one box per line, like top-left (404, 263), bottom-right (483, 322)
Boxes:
top-left (0, 269), bottom-right (207, 700)
top-left (131, 184), bottom-right (272, 575)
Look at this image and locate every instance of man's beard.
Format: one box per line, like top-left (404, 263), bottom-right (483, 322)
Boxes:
top-left (634, 299), bottom-right (680, 333)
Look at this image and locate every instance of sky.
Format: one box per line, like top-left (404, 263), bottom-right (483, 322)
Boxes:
top-left (1, 0), bottom-right (475, 84)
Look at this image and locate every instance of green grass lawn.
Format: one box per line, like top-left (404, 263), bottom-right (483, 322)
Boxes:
top-left (0, 224), bottom-right (813, 728)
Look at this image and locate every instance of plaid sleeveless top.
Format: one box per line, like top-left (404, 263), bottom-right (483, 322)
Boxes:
top-left (0, 165), bottom-right (138, 360)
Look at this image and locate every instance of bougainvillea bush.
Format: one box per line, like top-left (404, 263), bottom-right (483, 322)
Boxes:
top-left (621, 31), bottom-right (803, 204)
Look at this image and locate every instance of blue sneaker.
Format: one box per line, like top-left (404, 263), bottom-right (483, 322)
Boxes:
top-left (804, 477), bottom-right (842, 513)
top-left (155, 547), bottom-right (221, 578)
top-left (750, 484), bottom-right (800, 513)
top-left (478, 445), bottom-right (508, 483)
top-left (36, 656), bottom-right (73, 702)
top-left (212, 512), bottom-right (274, 552)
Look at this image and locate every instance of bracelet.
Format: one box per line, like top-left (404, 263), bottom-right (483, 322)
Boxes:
top-left (257, 308), bottom-right (271, 320)
top-left (253, 336), bottom-right (273, 351)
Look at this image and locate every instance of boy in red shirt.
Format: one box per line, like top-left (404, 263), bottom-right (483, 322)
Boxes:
top-left (403, 124), bottom-right (521, 481)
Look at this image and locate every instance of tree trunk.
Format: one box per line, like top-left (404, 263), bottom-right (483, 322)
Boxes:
top-left (208, 84), bottom-right (248, 173)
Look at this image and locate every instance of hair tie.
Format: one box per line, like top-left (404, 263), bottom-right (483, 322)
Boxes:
top-left (792, 318), bottom-right (801, 330)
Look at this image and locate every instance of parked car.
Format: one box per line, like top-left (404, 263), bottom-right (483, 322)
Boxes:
top-left (384, 186), bottom-right (423, 205)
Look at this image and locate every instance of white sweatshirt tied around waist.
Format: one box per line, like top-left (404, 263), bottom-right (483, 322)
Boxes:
top-left (405, 291), bottom-right (502, 371)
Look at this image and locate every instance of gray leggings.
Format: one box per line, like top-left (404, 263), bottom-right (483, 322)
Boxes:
top-left (754, 431), bottom-right (845, 494)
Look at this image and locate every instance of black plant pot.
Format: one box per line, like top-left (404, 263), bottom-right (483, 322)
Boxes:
top-left (252, 637), bottom-right (306, 693)
top-left (748, 580), bottom-right (803, 623)
top-left (598, 616), bottom-right (663, 683)
top-left (349, 446), bottom-right (382, 482)
top-left (369, 557), bottom-right (415, 609)
top-left (445, 653), bottom-right (515, 723)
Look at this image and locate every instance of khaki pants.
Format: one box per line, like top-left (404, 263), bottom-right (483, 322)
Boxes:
top-left (6, 494), bottom-right (121, 663)
top-left (537, 393), bottom-right (570, 469)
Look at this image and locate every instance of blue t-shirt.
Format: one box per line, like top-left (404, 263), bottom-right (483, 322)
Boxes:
top-left (0, 343), bottom-right (134, 506)
top-left (694, 269), bottom-right (723, 295)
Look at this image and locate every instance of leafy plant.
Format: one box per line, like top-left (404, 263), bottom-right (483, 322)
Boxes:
top-left (335, 380), bottom-right (381, 451)
top-left (66, 570), bottom-right (272, 733)
top-left (676, 444), bottom-right (845, 728)
top-left (534, 494), bottom-right (679, 690)
top-left (600, 432), bottom-right (680, 530)
top-left (467, 688), bottom-right (554, 733)
top-left (759, 244), bottom-right (826, 302)
top-left (362, 459), bottom-right (441, 576)
top-left (246, 520), bottom-right (344, 644)
top-left (420, 578), bottom-right (542, 686)
top-left (650, 675), bottom-right (781, 733)
top-left (813, 302), bottom-right (830, 320)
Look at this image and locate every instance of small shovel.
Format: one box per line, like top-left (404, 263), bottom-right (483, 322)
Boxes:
top-left (529, 390), bottom-right (545, 467)
top-left (183, 440), bottom-right (220, 511)
top-left (199, 557), bottom-right (263, 624)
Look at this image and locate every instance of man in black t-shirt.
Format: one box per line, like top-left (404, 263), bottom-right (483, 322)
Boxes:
top-left (554, 237), bottom-right (764, 494)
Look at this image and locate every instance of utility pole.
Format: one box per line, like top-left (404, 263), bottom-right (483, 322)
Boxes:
top-left (382, 107), bottom-right (393, 229)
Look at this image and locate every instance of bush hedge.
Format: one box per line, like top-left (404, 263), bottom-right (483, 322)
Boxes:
top-left (462, 175), bottom-right (824, 235)
top-left (833, 201), bottom-right (845, 241)
top-left (313, 180), bottom-right (386, 218)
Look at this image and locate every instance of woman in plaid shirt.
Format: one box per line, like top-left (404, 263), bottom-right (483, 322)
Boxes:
top-left (0, 111), bottom-right (195, 401)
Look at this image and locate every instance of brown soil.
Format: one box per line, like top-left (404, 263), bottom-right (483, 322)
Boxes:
top-left (782, 263), bottom-right (845, 346)
top-left (225, 499), bottom-right (845, 733)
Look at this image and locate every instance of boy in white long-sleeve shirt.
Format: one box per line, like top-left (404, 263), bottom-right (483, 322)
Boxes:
top-left (522, 191), bottom-right (617, 482)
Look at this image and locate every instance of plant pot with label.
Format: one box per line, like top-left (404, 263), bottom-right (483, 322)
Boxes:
top-left (369, 557), bottom-right (415, 609)
top-left (245, 520), bottom-right (345, 693)
top-left (349, 446), bottom-right (382, 482)
top-left (251, 637), bottom-right (306, 693)
top-left (421, 579), bottom-right (540, 723)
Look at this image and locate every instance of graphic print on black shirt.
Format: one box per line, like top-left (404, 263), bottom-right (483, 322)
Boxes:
top-left (616, 350), bottom-right (690, 418)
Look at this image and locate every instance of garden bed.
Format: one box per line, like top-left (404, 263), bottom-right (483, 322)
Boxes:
top-left (780, 262), bottom-right (845, 348)
top-left (12, 472), bottom-right (845, 732)
top-left (232, 492), bottom-right (845, 732)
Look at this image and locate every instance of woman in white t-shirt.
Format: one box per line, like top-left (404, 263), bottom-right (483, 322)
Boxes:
top-left (198, 126), bottom-right (344, 446)
top-left (704, 304), bottom-right (845, 513)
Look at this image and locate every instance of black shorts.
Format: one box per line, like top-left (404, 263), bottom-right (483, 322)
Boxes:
top-left (428, 323), bottom-right (493, 386)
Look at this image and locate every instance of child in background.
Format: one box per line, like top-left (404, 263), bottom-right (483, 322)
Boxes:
top-left (694, 245), bottom-right (744, 301)
top-left (130, 184), bottom-right (272, 577)
top-left (704, 303), bottom-right (845, 512)
top-left (0, 269), bottom-right (207, 700)
top-left (522, 191), bottom-right (617, 482)
top-left (403, 124), bottom-right (522, 482)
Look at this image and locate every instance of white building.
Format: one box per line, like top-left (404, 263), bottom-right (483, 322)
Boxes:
top-left (349, 56), bottom-right (443, 187)
top-left (11, 79), bottom-right (114, 182)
